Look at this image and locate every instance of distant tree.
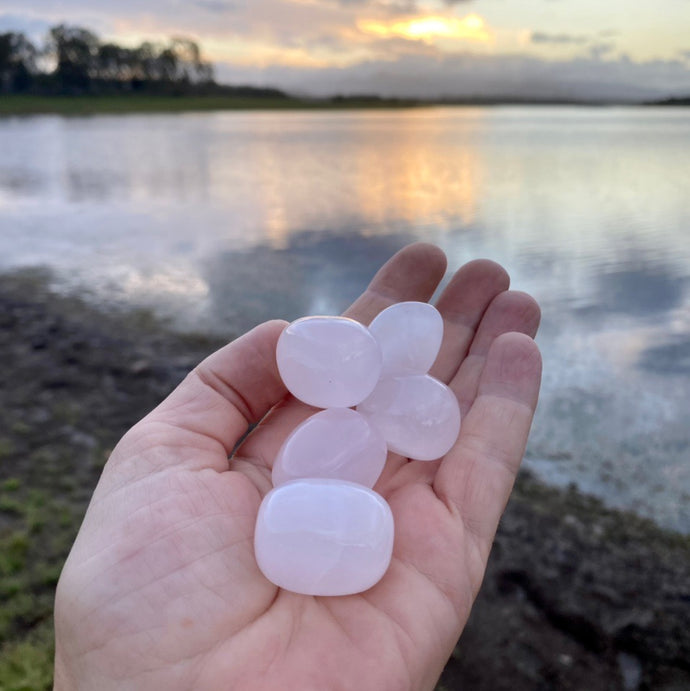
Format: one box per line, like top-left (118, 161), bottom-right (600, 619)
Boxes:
top-left (97, 36), bottom-right (214, 87)
top-left (168, 38), bottom-right (214, 82)
top-left (135, 42), bottom-right (158, 81)
top-left (47, 24), bottom-right (100, 93)
top-left (97, 42), bottom-right (132, 81)
top-left (157, 47), bottom-right (179, 82)
top-left (0, 32), bottom-right (38, 92)
top-left (3, 22), bottom-right (218, 95)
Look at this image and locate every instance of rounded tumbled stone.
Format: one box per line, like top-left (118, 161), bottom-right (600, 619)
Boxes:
top-left (272, 408), bottom-right (388, 488)
top-left (254, 479), bottom-right (394, 596)
top-left (276, 316), bottom-right (383, 408)
top-left (357, 374), bottom-right (461, 461)
top-left (368, 301), bottom-right (443, 377)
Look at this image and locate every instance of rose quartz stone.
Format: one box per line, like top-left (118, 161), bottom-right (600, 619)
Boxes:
top-left (276, 316), bottom-right (382, 408)
top-left (357, 374), bottom-right (461, 461)
top-left (272, 408), bottom-right (388, 488)
top-left (254, 479), bottom-right (394, 596)
top-left (368, 301), bottom-right (444, 376)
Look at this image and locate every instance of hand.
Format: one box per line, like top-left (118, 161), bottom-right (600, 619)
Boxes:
top-left (54, 243), bottom-right (542, 690)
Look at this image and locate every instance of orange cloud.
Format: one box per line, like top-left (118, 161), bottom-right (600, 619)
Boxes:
top-left (358, 14), bottom-right (490, 44)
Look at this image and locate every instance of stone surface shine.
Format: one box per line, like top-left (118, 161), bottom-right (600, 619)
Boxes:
top-left (276, 316), bottom-right (382, 408)
top-left (254, 479), bottom-right (394, 596)
top-left (272, 408), bottom-right (388, 488)
top-left (368, 301), bottom-right (443, 376)
top-left (358, 374), bottom-right (461, 461)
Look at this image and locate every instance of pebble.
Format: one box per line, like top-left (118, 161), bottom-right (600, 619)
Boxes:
top-left (258, 306), bottom-right (461, 596)
top-left (276, 316), bottom-right (382, 408)
top-left (358, 374), bottom-right (461, 461)
top-left (368, 301), bottom-right (443, 376)
top-left (254, 479), bottom-right (394, 596)
top-left (272, 408), bottom-right (388, 488)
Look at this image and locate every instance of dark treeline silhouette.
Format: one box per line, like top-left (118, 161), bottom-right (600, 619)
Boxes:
top-left (0, 23), bottom-right (289, 99)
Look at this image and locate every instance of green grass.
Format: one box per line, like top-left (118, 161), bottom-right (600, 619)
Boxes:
top-left (0, 621), bottom-right (54, 691)
top-left (0, 480), bottom-right (20, 493)
top-left (0, 441), bottom-right (13, 461)
top-left (0, 534), bottom-right (29, 578)
top-left (0, 93), bottom-right (423, 116)
top-left (0, 485), bottom-right (81, 689)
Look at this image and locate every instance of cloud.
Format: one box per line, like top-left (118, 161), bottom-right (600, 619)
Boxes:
top-left (589, 41), bottom-right (615, 60)
top-left (192, 0), bottom-right (238, 13)
top-left (2, 0), bottom-right (689, 102)
top-left (530, 29), bottom-right (619, 62)
top-left (215, 51), bottom-right (690, 102)
top-left (358, 14), bottom-right (490, 43)
top-left (314, 0), bottom-right (418, 13)
top-left (530, 31), bottom-right (588, 45)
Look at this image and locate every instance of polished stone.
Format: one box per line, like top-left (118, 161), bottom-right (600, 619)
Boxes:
top-left (368, 301), bottom-right (443, 376)
top-left (254, 479), bottom-right (394, 596)
top-left (276, 316), bottom-right (382, 408)
top-left (357, 374), bottom-right (461, 461)
top-left (272, 408), bottom-right (388, 488)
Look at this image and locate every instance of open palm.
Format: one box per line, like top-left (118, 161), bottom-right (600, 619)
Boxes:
top-left (54, 244), bottom-right (542, 691)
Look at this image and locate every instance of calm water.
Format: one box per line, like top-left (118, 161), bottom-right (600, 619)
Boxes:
top-left (1, 107), bottom-right (689, 531)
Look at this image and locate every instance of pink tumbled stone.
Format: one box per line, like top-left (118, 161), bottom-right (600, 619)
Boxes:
top-left (272, 408), bottom-right (388, 488)
top-left (368, 301), bottom-right (443, 376)
top-left (254, 479), bottom-right (394, 596)
top-left (276, 316), bottom-right (382, 408)
top-left (357, 374), bottom-right (461, 461)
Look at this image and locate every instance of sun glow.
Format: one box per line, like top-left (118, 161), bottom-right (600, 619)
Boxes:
top-left (359, 14), bottom-right (490, 43)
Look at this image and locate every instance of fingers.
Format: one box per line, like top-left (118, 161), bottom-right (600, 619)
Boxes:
top-left (430, 260), bottom-right (510, 383)
top-left (434, 332), bottom-right (542, 569)
top-left (343, 242), bottom-right (447, 325)
top-left (449, 290), bottom-right (541, 416)
top-left (142, 320), bottom-right (289, 458)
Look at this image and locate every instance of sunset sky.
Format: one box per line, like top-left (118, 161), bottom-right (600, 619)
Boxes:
top-left (2, 0), bottom-right (690, 100)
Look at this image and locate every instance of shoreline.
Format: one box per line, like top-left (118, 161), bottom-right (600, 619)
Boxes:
top-left (1, 94), bottom-right (687, 116)
top-left (0, 94), bottom-right (423, 116)
top-left (0, 267), bottom-right (688, 689)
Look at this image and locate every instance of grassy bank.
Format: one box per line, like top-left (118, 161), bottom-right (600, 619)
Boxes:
top-left (0, 268), bottom-right (688, 690)
top-left (0, 94), bottom-right (423, 116)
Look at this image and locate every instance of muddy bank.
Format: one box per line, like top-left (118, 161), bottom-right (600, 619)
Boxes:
top-left (440, 478), bottom-right (690, 690)
top-left (0, 268), bottom-right (688, 690)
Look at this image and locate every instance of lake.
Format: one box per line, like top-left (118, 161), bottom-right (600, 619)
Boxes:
top-left (0, 106), bottom-right (688, 532)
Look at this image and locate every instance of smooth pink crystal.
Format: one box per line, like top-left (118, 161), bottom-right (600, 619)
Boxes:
top-left (368, 301), bottom-right (443, 376)
top-left (357, 374), bottom-right (461, 461)
top-left (254, 479), bottom-right (394, 596)
top-left (272, 408), bottom-right (388, 488)
top-left (276, 316), bottom-right (382, 408)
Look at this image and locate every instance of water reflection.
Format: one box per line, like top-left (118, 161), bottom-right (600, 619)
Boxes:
top-left (0, 107), bottom-right (689, 531)
top-left (203, 230), bottom-right (414, 333)
top-left (639, 333), bottom-right (690, 375)
top-left (594, 257), bottom-right (687, 317)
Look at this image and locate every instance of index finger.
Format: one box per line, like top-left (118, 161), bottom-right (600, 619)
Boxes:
top-left (343, 242), bottom-right (447, 324)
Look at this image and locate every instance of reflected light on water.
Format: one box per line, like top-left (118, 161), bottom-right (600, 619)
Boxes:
top-left (204, 109), bottom-right (484, 246)
top-left (120, 269), bottom-right (209, 299)
top-left (1, 107), bottom-right (689, 531)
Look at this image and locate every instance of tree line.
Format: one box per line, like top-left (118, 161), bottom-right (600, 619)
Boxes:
top-left (0, 23), bottom-right (284, 98)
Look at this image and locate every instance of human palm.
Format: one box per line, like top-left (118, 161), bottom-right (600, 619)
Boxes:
top-left (54, 244), bottom-right (542, 690)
